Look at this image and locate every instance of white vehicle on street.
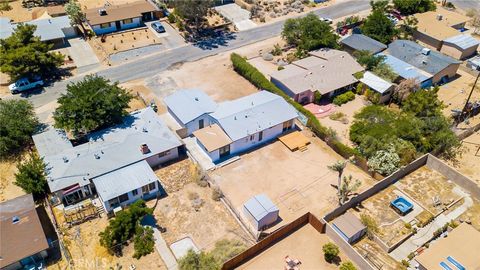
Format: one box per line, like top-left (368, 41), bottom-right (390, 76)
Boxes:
top-left (9, 76), bottom-right (44, 94)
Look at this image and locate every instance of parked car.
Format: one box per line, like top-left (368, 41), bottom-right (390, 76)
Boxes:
top-left (320, 17), bottom-right (333, 24)
top-left (390, 10), bottom-right (402, 20)
top-left (151, 22), bottom-right (166, 33)
top-left (9, 76), bottom-right (44, 94)
top-left (387, 14), bottom-right (399, 24)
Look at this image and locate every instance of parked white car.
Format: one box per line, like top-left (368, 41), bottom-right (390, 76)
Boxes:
top-left (9, 77), bottom-right (44, 94)
top-left (320, 17), bottom-right (333, 24)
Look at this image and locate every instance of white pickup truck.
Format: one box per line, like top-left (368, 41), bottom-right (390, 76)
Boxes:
top-left (9, 77), bottom-right (44, 94)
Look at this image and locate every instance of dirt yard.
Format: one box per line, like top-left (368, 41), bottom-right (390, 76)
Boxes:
top-left (0, 159), bottom-right (26, 202)
top-left (88, 28), bottom-right (160, 56)
top-left (210, 128), bottom-right (376, 233)
top-left (354, 238), bottom-right (404, 270)
top-left (447, 131), bottom-right (480, 186)
top-left (458, 197), bottom-right (480, 231)
top-left (398, 167), bottom-right (460, 214)
top-left (247, 0), bottom-right (334, 24)
top-left (0, 0), bottom-right (46, 22)
top-left (152, 158), bottom-right (253, 251)
top-left (77, 0), bottom-right (133, 10)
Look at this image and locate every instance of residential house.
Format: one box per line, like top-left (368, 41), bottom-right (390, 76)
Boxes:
top-left (416, 223), bottom-right (480, 270)
top-left (385, 40), bottom-right (461, 85)
top-left (85, 0), bottom-right (158, 35)
top-left (467, 55), bottom-right (480, 71)
top-left (0, 195), bottom-right (50, 270)
top-left (339, 34), bottom-right (387, 55)
top-left (165, 90), bottom-right (298, 162)
top-left (413, 8), bottom-right (479, 60)
top-left (163, 89), bottom-right (218, 136)
top-left (359, 71), bottom-right (394, 103)
top-left (0, 16), bottom-right (78, 47)
top-left (381, 54), bottom-right (433, 88)
top-left (270, 48), bottom-right (364, 104)
top-left (32, 107), bottom-right (182, 213)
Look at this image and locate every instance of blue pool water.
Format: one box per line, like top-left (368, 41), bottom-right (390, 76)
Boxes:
top-left (391, 196), bottom-right (413, 215)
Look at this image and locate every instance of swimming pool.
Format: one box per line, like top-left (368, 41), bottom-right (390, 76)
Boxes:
top-left (391, 196), bottom-right (413, 215)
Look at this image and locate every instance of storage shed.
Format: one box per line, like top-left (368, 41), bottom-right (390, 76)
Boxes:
top-left (332, 212), bottom-right (366, 243)
top-left (243, 194), bottom-right (279, 231)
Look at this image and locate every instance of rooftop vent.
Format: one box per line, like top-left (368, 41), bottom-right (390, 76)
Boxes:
top-left (98, 9), bottom-right (107, 16)
top-left (94, 153), bottom-right (100, 159)
top-left (140, 144), bottom-right (150, 154)
top-left (12, 216), bottom-right (20, 224)
top-left (436, 14), bottom-right (443, 21)
top-left (422, 60), bottom-right (428, 65)
top-left (421, 48), bottom-right (431, 55)
top-left (194, 97), bottom-right (199, 101)
top-left (142, 127), bottom-right (148, 133)
top-left (62, 156), bottom-right (69, 163)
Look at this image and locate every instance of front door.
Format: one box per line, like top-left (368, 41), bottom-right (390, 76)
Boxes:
top-left (219, 145), bottom-right (230, 158)
top-left (115, 21), bottom-right (121, 30)
top-left (199, 119), bottom-right (204, 129)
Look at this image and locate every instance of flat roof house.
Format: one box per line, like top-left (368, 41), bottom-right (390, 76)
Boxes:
top-left (416, 223), bottom-right (480, 270)
top-left (412, 8), bottom-right (478, 60)
top-left (0, 16), bottom-right (78, 47)
top-left (33, 107), bottom-right (182, 213)
top-left (385, 40), bottom-right (461, 85)
top-left (359, 71), bottom-right (394, 103)
top-left (165, 90), bottom-right (298, 162)
top-left (270, 48), bottom-right (364, 104)
top-left (339, 34), bottom-right (387, 55)
top-left (85, 0), bottom-right (158, 35)
top-left (0, 195), bottom-right (50, 270)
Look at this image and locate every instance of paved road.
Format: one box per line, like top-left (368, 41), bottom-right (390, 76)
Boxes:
top-left (449, 0), bottom-right (480, 11)
top-left (20, 0), bottom-right (371, 109)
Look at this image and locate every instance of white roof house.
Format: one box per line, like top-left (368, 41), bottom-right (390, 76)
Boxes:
top-left (0, 16), bottom-right (77, 42)
top-left (359, 71), bottom-right (394, 94)
top-left (443, 34), bottom-right (480, 50)
top-left (33, 107), bottom-right (182, 210)
top-left (164, 89), bottom-right (217, 125)
top-left (243, 194), bottom-right (279, 231)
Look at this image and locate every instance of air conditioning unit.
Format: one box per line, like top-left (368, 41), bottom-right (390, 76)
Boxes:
top-left (98, 9), bottom-right (107, 16)
top-left (421, 48), bottom-right (431, 55)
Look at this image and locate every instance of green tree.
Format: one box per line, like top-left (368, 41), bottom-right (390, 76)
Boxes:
top-left (372, 62), bottom-right (397, 82)
top-left (367, 145), bottom-right (401, 175)
top-left (361, 10), bottom-right (398, 44)
top-left (53, 75), bottom-right (133, 137)
top-left (99, 200), bottom-right (153, 255)
top-left (402, 87), bottom-right (444, 118)
top-left (353, 50), bottom-right (385, 71)
top-left (393, 0), bottom-right (436, 15)
top-left (399, 15), bottom-right (418, 40)
top-left (178, 249), bottom-right (219, 270)
top-left (370, 0), bottom-right (391, 12)
top-left (322, 242), bottom-right (339, 263)
top-left (338, 175), bottom-right (361, 205)
top-left (14, 152), bottom-right (48, 200)
top-left (0, 0), bottom-right (12, 13)
top-left (360, 214), bottom-right (379, 239)
top-left (65, 0), bottom-right (87, 35)
top-left (0, 99), bottom-right (39, 158)
top-left (133, 225), bottom-right (155, 259)
top-left (282, 13), bottom-right (338, 53)
top-left (173, 0), bottom-right (213, 30)
top-left (0, 24), bottom-right (63, 81)
top-left (340, 261), bottom-right (357, 270)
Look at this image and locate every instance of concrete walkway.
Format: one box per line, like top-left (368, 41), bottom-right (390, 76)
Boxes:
top-left (389, 188), bottom-right (473, 261)
top-left (214, 4), bottom-right (257, 31)
top-left (183, 137), bottom-right (215, 170)
top-left (67, 38), bottom-right (100, 73)
top-left (152, 227), bottom-right (178, 270)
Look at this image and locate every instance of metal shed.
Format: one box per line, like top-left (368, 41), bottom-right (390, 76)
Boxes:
top-left (332, 212), bottom-right (366, 244)
top-left (243, 194), bottom-right (279, 231)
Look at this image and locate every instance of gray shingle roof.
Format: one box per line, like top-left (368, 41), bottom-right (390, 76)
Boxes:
top-left (381, 54), bottom-right (432, 82)
top-left (33, 107), bottom-right (182, 193)
top-left (340, 34), bottom-right (387, 54)
top-left (164, 89), bottom-right (217, 124)
top-left (386, 40), bottom-right (460, 75)
top-left (210, 91), bottom-right (298, 142)
top-left (443, 34), bottom-right (480, 50)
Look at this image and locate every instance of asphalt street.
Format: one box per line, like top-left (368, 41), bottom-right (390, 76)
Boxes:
top-left (18, 0), bottom-right (371, 109)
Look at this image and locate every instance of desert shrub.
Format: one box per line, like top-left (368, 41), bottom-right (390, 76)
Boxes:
top-left (355, 82), bottom-right (364, 94)
top-left (168, 13), bottom-right (176, 23)
top-left (329, 112), bottom-right (346, 121)
top-left (211, 186), bottom-right (223, 201)
top-left (271, 43), bottom-right (282, 56)
top-left (340, 261), bottom-right (357, 270)
top-left (360, 214), bottom-right (379, 240)
top-left (322, 242), bottom-right (339, 263)
top-left (314, 91), bottom-right (322, 104)
top-left (277, 66), bottom-right (284, 71)
top-left (333, 91), bottom-right (355, 106)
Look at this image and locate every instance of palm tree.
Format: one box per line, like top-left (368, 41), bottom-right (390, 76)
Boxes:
top-left (328, 160), bottom-right (347, 194)
top-left (338, 175), bottom-right (361, 205)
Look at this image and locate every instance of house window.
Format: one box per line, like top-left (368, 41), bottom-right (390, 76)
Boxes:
top-left (199, 119), bottom-right (204, 129)
top-left (100, 23), bottom-right (110, 29)
top-left (219, 145), bottom-right (230, 158)
top-left (123, 18), bottom-right (133, 24)
top-left (258, 131), bottom-right (263, 141)
top-left (132, 189), bottom-right (138, 196)
top-left (282, 120), bottom-right (293, 132)
top-left (148, 182), bottom-right (156, 191)
top-left (158, 150), bottom-right (170, 158)
top-left (118, 193), bottom-right (129, 203)
top-left (250, 135), bottom-right (255, 141)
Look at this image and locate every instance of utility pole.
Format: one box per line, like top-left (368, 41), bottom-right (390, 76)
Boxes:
top-left (458, 67), bottom-right (480, 125)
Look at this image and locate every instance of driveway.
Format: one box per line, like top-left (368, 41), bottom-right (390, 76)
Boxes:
top-left (145, 21), bottom-right (186, 50)
top-left (215, 3), bottom-right (257, 31)
top-left (66, 38), bottom-right (100, 73)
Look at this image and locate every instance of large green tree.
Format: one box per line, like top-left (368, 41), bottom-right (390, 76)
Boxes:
top-left (0, 24), bottom-right (64, 81)
top-left (133, 225), bottom-right (155, 259)
top-left (282, 13), bottom-right (339, 53)
top-left (393, 0), bottom-right (436, 15)
top-left (353, 50), bottom-right (386, 71)
top-left (0, 99), bottom-right (39, 158)
top-left (65, 0), bottom-right (87, 34)
top-left (53, 75), bottom-right (133, 136)
top-left (178, 249), bottom-right (219, 270)
top-left (173, 0), bottom-right (213, 30)
top-left (99, 200), bottom-right (153, 255)
top-left (14, 152), bottom-right (48, 200)
top-left (361, 10), bottom-right (398, 44)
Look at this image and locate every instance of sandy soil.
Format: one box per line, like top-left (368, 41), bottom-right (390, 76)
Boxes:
top-left (77, 0), bottom-right (134, 10)
top-left (458, 197), bottom-right (480, 231)
top-left (354, 238), bottom-right (404, 270)
top-left (446, 131), bottom-right (480, 186)
top-left (0, 159), bottom-right (26, 202)
top-left (211, 128), bottom-right (376, 233)
top-left (89, 28), bottom-right (160, 56)
top-left (238, 225), bottom-right (353, 270)
top-left (0, 0), bottom-right (45, 22)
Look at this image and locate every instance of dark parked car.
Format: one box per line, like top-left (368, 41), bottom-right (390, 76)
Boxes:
top-left (151, 22), bottom-right (166, 33)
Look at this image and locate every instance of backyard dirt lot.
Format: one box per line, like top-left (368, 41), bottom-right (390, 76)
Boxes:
top-left (0, 158), bottom-right (26, 202)
top-left (210, 128), bottom-right (376, 233)
top-left (152, 158), bottom-right (253, 251)
top-left (447, 131), bottom-right (480, 186)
